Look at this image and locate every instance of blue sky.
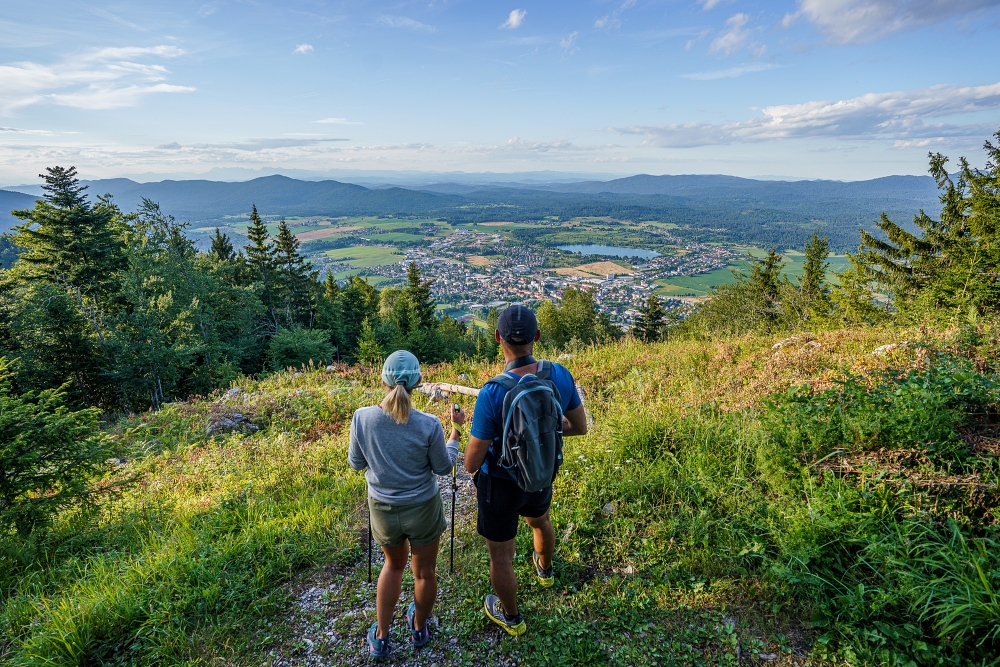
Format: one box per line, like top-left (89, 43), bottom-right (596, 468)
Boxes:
top-left (1, 0), bottom-right (999, 182)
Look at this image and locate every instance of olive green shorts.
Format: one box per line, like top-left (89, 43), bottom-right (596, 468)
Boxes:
top-left (368, 493), bottom-right (447, 548)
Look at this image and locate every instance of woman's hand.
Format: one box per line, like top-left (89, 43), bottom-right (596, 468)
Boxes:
top-left (450, 404), bottom-right (466, 427)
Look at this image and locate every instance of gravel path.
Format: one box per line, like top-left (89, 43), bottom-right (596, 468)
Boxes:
top-left (261, 455), bottom-right (516, 667)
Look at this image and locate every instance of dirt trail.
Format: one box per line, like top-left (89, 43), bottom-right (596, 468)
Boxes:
top-left (262, 455), bottom-right (519, 667)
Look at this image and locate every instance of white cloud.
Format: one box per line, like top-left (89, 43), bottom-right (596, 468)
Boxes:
top-left (314, 117), bottom-right (363, 125)
top-left (500, 9), bottom-right (527, 29)
top-left (608, 81), bottom-right (1000, 147)
top-left (787, 0), bottom-right (1000, 44)
top-left (293, 44), bottom-right (314, 54)
top-left (686, 28), bottom-right (712, 50)
top-left (0, 126), bottom-right (51, 135)
top-left (700, 0), bottom-right (729, 9)
top-left (595, 0), bottom-right (636, 29)
top-left (560, 31), bottom-right (579, 50)
top-left (376, 15), bottom-right (436, 32)
top-left (682, 62), bottom-right (780, 80)
top-left (709, 13), bottom-right (750, 55)
top-left (0, 45), bottom-right (192, 111)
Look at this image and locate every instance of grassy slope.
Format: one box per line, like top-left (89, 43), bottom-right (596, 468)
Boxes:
top-left (0, 326), bottom-right (975, 666)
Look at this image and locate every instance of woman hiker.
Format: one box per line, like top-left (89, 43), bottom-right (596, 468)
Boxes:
top-left (348, 350), bottom-right (463, 659)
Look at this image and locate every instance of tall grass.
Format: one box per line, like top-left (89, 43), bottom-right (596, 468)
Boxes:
top-left (3, 325), bottom-right (999, 665)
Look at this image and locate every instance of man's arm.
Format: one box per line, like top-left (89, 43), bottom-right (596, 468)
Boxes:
top-left (562, 404), bottom-right (588, 437)
top-left (465, 435), bottom-right (492, 474)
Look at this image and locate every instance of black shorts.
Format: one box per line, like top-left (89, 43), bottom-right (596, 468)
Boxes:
top-left (475, 472), bottom-right (552, 543)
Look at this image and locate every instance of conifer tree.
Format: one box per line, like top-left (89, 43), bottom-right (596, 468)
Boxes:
top-left (355, 317), bottom-right (383, 366)
top-left (11, 166), bottom-right (126, 308)
top-left (273, 219), bottom-right (317, 328)
top-left (0, 357), bottom-right (107, 536)
top-left (210, 228), bottom-right (235, 262)
top-left (633, 294), bottom-right (667, 342)
top-left (404, 262), bottom-right (436, 330)
top-left (244, 205), bottom-right (279, 330)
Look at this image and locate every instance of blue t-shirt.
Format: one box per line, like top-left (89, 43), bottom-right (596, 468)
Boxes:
top-left (470, 361), bottom-right (581, 479)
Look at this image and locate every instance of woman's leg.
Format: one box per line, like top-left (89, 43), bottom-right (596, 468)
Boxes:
top-left (408, 539), bottom-right (440, 631)
top-left (377, 540), bottom-right (410, 639)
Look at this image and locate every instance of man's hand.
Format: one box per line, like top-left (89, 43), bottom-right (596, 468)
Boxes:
top-left (562, 404), bottom-right (588, 437)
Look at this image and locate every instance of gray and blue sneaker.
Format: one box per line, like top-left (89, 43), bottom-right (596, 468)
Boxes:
top-left (532, 550), bottom-right (555, 588)
top-left (367, 622), bottom-right (390, 660)
top-left (407, 601), bottom-right (430, 648)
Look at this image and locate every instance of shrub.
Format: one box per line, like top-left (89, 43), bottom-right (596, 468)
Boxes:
top-left (266, 328), bottom-right (335, 371)
top-left (0, 358), bottom-right (108, 536)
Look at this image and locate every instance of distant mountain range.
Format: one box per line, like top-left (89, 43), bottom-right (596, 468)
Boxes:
top-left (1, 173), bottom-right (943, 250)
top-left (0, 190), bottom-right (38, 233)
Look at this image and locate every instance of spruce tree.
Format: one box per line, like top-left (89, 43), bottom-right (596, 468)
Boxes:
top-left (633, 294), bottom-right (666, 342)
top-left (210, 228), bottom-right (235, 262)
top-left (0, 357), bottom-right (107, 536)
top-left (355, 317), bottom-right (383, 366)
top-left (244, 205), bottom-right (279, 330)
top-left (404, 262), bottom-right (436, 330)
top-left (273, 219), bottom-right (318, 328)
top-left (11, 166), bottom-right (125, 306)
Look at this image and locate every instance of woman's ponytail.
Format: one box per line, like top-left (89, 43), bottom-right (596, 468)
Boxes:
top-left (381, 383), bottom-right (412, 424)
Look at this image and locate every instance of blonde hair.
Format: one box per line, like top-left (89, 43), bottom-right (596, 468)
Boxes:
top-left (381, 383), bottom-right (413, 424)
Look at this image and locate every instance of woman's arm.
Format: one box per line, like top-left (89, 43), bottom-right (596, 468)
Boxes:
top-left (347, 412), bottom-right (368, 471)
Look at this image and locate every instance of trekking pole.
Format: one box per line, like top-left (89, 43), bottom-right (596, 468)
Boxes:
top-left (450, 460), bottom-right (457, 574)
top-left (450, 403), bottom-right (460, 574)
top-left (367, 508), bottom-right (373, 584)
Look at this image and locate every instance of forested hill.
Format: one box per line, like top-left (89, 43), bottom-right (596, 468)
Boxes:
top-left (0, 190), bottom-right (38, 233)
top-left (2, 173), bottom-right (943, 249)
top-left (68, 176), bottom-right (460, 221)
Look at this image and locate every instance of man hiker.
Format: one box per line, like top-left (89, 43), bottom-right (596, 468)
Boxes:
top-left (465, 304), bottom-right (588, 636)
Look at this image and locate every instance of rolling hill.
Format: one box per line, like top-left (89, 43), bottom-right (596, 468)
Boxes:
top-left (0, 190), bottom-right (38, 233)
top-left (3, 173), bottom-right (945, 250)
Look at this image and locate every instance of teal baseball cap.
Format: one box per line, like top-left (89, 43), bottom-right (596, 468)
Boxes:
top-left (382, 350), bottom-right (422, 389)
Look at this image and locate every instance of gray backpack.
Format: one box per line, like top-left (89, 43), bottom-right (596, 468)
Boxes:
top-left (487, 361), bottom-right (564, 493)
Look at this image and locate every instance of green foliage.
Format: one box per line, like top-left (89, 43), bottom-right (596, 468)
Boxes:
top-left (0, 358), bottom-right (107, 536)
top-left (766, 352), bottom-right (997, 458)
top-left (0, 235), bottom-right (20, 270)
top-left (685, 248), bottom-right (786, 335)
top-left (632, 294), bottom-right (668, 342)
top-left (846, 132), bottom-right (1000, 323)
top-left (354, 318), bottom-right (383, 367)
top-left (0, 169), bottom-right (495, 411)
top-left (266, 327), bottom-right (335, 371)
top-left (537, 287), bottom-right (621, 349)
top-left (210, 227), bottom-right (235, 262)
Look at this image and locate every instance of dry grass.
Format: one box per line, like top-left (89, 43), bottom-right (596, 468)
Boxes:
top-left (295, 226), bottom-right (363, 241)
top-left (553, 261), bottom-right (634, 278)
top-left (464, 255), bottom-right (492, 267)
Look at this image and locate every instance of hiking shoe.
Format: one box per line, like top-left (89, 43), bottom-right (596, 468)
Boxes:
top-left (484, 594), bottom-right (526, 637)
top-left (407, 601), bottom-right (430, 648)
top-left (367, 622), bottom-right (390, 660)
top-left (533, 550), bottom-right (555, 588)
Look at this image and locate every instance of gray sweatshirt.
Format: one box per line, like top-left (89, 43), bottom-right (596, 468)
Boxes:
top-left (348, 406), bottom-right (458, 505)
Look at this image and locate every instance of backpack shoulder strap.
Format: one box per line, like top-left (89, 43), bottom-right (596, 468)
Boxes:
top-left (534, 360), bottom-right (552, 380)
top-left (485, 372), bottom-right (519, 392)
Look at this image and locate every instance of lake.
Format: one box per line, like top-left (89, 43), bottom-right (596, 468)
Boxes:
top-left (556, 244), bottom-right (660, 259)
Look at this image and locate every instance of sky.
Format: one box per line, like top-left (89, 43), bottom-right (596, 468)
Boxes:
top-left (1, 0), bottom-right (1000, 183)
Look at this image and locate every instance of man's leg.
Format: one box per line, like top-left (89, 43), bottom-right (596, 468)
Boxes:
top-left (525, 511), bottom-right (555, 570)
top-left (408, 540), bottom-right (440, 631)
top-left (486, 537), bottom-right (519, 616)
top-left (376, 540), bottom-right (409, 639)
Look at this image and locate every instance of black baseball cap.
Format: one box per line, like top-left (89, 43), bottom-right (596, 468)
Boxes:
top-left (497, 304), bottom-right (538, 345)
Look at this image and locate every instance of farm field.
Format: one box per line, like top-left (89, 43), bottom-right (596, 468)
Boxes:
top-left (656, 250), bottom-right (851, 297)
